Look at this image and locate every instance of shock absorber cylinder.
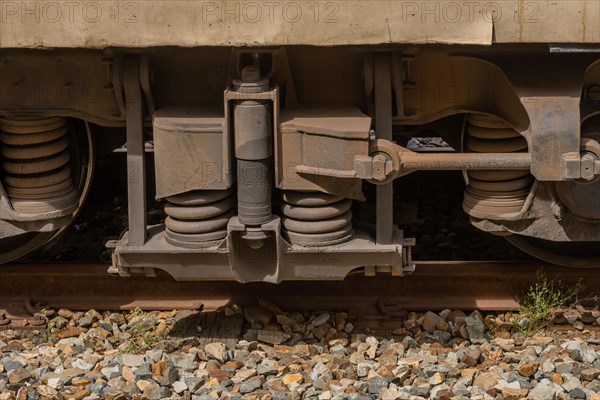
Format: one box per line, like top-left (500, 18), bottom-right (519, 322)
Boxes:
top-left (233, 66), bottom-right (273, 247)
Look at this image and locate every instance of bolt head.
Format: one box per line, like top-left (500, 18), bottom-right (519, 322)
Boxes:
top-left (241, 66), bottom-right (261, 83)
top-left (587, 85), bottom-right (600, 102)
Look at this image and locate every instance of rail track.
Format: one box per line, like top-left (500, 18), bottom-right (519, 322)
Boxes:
top-left (1, 261), bottom-right (598, 330)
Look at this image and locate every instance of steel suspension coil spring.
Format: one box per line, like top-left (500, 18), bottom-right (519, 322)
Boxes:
top-left (164, 189), bottom-right (235, 248)
top-left (281, 191), bottom-right (354, 246)
top-left (0, 117), bottom-right (78, 214)
top-left (463, 114), bottom-right (533, 218)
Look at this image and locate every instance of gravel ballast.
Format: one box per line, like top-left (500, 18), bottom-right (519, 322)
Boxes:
top-left (1, 305), bottom-right (600, 400)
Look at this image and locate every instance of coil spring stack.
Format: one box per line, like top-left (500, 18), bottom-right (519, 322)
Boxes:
top-left (281, 191), bottom-right (354, 246)
top-left (463, 114), bottom-right (533, 218)
top-left (0, 117), bottom-right (77, 214)
top-left (164, 189), bottom-right (235, 248)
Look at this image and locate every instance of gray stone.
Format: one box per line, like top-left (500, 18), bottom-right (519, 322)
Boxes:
top-left (572, 350), bottom-right (584, 363)
top-left (541, 359), bottom-right (555, 373)
top-left (91, 382), bottom-right (107, 396)
top-left (580, 345), bottom-right (598, 364)
top-left (311, 313), bottom-right (331, 327)
top-left (146, 349), bottom-right (164, 362)
top-left (107, 376), bottom-right (127, 390)
top-left (569, 387), bottom-right (586, 399)
top-left (240, 376), bottom-right (262, 393)
top-left (45, 373), bottom-right (67, 389)
top-left (556, 363), bottom-right (574, 374)
top-left (153, 386), bottom-right (172, 399)
top-left (101, 364), bottom-right (122, 380)
top-left (357, 361), bottom-right (376, 377)
top-left (134, 364), bottom-right (153, 381)
top-left (464, 314), bottom-right (486, 344)
top-left (121, 354), bottom-right (146, 367)
top-left (402, 336), bottom-right (418, 349)
top-left (128, 314), bottom-right (157, 332)
top-left (184, 376), bottom-right (204, 392)
top-left (78, 310), bottom-right (102, 327)
top-left (1, 359), bottom-right (23, 372)
top-left (330, 344), bottom-right (347, 356)
top-left (72, 359), bottom-right (94, 371)
top-left (528, 379), bottom-right (558, 400)
top-left (310, 362), bottom-right (333, 383)
top-left (586, 380), bottom-right (600, 392)
top-left (580, 367), bottom-right (600, 381)
top-left (408, 383), bottom-right (431, 397)
top-left (561, 341), bottom-right (582, 351)
top-left (155, 366), bottom-right (179, 386)
top-left (243, 329), bottom-right (258, 342)
top-left (172, 380), bottom-right (187, 394)
top-left (367, 376), bottom-right (388, 395)
top-left (257, 330), bottom-right (290, 345)
top-left (172, 354), bottom-right (198, 370)
top-left (257, 359), bottom-right (278, 376)
top-left (562, 375), bottom-right (582, 393)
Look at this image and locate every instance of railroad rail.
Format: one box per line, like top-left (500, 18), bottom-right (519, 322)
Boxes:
top-left (1, 261), bottom-right (598, 330)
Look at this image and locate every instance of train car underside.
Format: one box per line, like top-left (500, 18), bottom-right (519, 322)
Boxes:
top-left (0, 44), bottom-right (599, 279)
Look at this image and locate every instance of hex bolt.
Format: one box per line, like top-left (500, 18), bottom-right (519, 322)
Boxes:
top-left (587, 85), bottom-right (600, 102)
top-left (581, 154), bottom-right (596, 180)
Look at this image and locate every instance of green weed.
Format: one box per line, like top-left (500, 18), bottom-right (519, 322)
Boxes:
top-left (121, 308), bottom-right (158, 354)
top-left (513, 271), bottom-right (585, 334)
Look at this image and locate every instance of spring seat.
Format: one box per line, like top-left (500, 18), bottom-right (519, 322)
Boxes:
top-left (281, 190), bottom-right (354, 246)
top-left (463, 114), bottom-right (533, 218)
top-left (0, 117), bottom-right (77, 214)
top-left (164, 189), bottom-right (235, 248)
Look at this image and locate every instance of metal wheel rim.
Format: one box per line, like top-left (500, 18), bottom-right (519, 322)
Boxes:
top-left (506, 235), bottom-right (600, 268)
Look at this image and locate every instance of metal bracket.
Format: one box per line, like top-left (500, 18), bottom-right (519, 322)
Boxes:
top-left (123, 56), bottom-right (147, 247)
top-left (227, 216), bottom-right (283, 284)
top-left (561, 138), bottom-right (600, 181)
top-left (481, 54), bottom-right (596, 181)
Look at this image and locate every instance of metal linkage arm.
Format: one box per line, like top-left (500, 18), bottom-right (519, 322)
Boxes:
top-left (355, 139), bottom-right (532, 184)
top-left (399, 152), bottom-right (532, 171)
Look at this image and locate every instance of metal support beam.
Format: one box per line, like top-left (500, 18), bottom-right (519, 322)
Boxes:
top-left (123, 57), bottom-right (147, 246)
top-left (374, 54), bottom-right (393, 245)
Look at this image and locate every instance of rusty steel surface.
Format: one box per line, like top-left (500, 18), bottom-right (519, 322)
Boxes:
top-left (1, 262), bottom-right (597, 324)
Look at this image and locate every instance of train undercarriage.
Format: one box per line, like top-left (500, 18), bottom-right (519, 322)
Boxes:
top-left (1, 45), bottom-right (599, 279)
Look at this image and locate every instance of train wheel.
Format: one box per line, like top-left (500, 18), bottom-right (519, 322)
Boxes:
top-left (506, 236), bottom-right (600, 268)
top-left (509, 128), bottom-right (600, 268)
top-left (0, 118), bottom-right (94, 263)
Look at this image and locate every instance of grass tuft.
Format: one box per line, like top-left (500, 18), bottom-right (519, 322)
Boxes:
top-left (122, 307), bottom-right (158, 354)
top-left (513, 271), bottom-right (585, 334)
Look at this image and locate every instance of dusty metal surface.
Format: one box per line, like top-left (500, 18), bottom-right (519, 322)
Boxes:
top-left (2, 1), bottom-right (599, 49)
top-left (1, 44), bottom-right (599, 274)
top-left (1, 261), bottom-right (596, 326)
top-left (124, 57), bottom-right (148, 248)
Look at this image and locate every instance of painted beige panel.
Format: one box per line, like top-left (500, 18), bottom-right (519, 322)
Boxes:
top-left (493, 0), bottom-right (600, 43)
top-left (0, 1), bottom-right (597, 48)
